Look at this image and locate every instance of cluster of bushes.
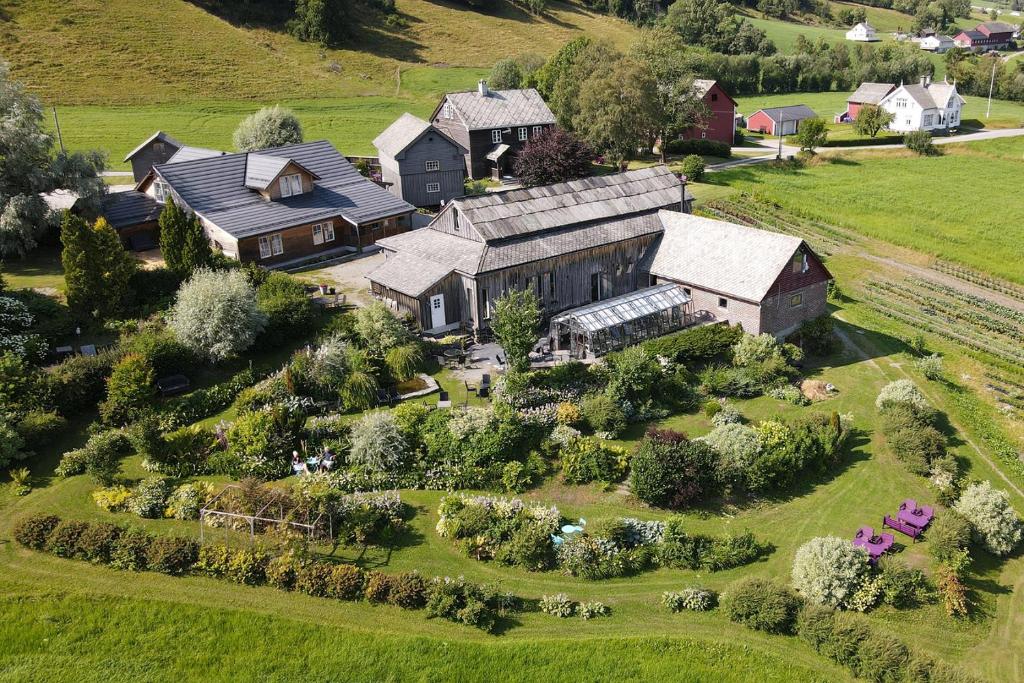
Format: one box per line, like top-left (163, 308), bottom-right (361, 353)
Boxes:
top-left (640, 323), bottom-right (743, 366)
top-left (662, 587), bottom-right (717, 612)
top-left (631, 414), bottom-right (851, 508)
top-left (12, 514), bottom-right (515, 632)
top-left (663, 138), bottom-right (731, 158)
top-left (539, 593), bottom-right (610, 620)
top-left (92, 478), bottom-right (215, 520)
top-left (436, 495), bottom-right (770, 579)
top-left (698, 333), bottom-right (804, 399)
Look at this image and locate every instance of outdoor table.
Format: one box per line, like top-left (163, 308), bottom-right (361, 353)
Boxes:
top-left (898, 507), bottom-right (932, 529)
top-left (443, 348), bottom-right (462, 367)
top-left (306, 457), bottom-right (321, 469)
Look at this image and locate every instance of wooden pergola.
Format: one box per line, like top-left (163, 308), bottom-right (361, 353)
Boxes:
top-left (548, 284), bottom-right (694, 358)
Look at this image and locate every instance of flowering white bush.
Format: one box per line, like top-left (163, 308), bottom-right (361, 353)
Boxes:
top-left (447, 406), bottom-right (493, 440)
top-left (662, 588), bottom-right (716, 612)
top-left (875, 379), bottom-right (931, 411)
top-left (0, 296), bottom-right (44, 359)
top-left (539, 593), bottom-right (576, 617)
top-left (701, 423), bottom-right (761, 485)
top-left (168, 268), bottom-right (266, 362)
top-left (550, 423), bottom-right (581, 448)
top-left (348, 411), bottom-right (409, 473)
top-left (791, 536), bottom-right (870, 608)
top-left (954, 481), bottom-right (1023, 556)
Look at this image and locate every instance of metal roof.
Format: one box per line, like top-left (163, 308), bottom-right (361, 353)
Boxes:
top-left (645, 210), bottom-right (805, 303)
top-left (442, 88), bottom-right (555, 130)
top-left (847, 82), bottom-right (895, 105)
top-left (123, 131), bottom-right (182, 162)
top-left (242, 153), bottom-right (319, 191)
top-left (750, 105), bottom-right (817, 123)
top-left (551, 284), bottom-right (691, 333)
top-left (101, 190), bottom-right (163, 229)
top-left (152, 140), bottom-right (413, 239)
top-left (373, 113), bottom-right (465, 159)
top-left (453, 166), bottom-right (688, 242)
top-left (167, 145), bottom-right (226, 164)
top-left (485, 143), bottom-right (511, 161)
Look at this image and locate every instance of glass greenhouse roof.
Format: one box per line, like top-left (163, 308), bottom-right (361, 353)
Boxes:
top-left (550, 284), bottom-right (691, 333)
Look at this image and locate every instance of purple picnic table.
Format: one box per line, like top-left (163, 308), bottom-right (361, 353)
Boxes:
top-left (898, 499), bottom-right (934, 529)
top-left (853, 526), bottom-right (894, 562)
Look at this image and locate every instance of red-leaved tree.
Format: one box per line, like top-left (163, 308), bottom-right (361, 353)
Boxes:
top-left (512, 128), bottom-right (593, 187)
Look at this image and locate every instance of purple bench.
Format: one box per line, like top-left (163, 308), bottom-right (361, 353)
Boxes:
top-left (883, 515), bottom-right (920, 541)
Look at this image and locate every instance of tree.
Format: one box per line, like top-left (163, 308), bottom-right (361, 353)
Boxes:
top-left (630, 429), bottom-right (720, 508)
top-left (536, 36), bottom-right (592, 99)
top-left (512, 129), bottom-right (593, 187)
top-left (0, 63), bottom-right (105, 258)
top-left (168, 268), bottom-right (266, 362)
top-left (954, 481), bottom-right (1023, 556)
top-left (349, 411), bottom-right (409, 473)
top-left (795, 117), bottom-right (828, 153)
top-left (574, 56), bottom-right (663, 162)
top-left (288, 0), bottom-right (350, 47)
top-left (158, 199), bottom-right (211, 278)
top-left (853, 104), bottom-right (895, 138)
top-left (905, 130), bottom-right (938, 156)
top-left (99, 353), bottom-right (156, 426)
top-left (680, 154), bottom-right (705, 181)
top-left (353, 301), bottom-right (410, 357)
top-left (61, 213), bottom-right (137, 320)
top-left (233, 105), bottom-right (304, 152)
top-left (791, 536), bottom-right (870, 608)
top-left (256, 272), bottom-right (314, 348)
top-left (490, 289), bottom-right (540, 374)
top-left (489, 58), bottom-right (524, 90)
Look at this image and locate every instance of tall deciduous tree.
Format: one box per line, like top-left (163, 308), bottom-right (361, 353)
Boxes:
top-left (489, 58), bottom-right (524, 90)
top-left (573, 56), bottom-right (663, 162)
top-left (61, 213), bottom-right (137, 320)
top-left (512, 129), bottom-right (593, 187)
top-left (0, 63), bottom-right (105, 258)
top-left (854, 105), bottom-right (895, 138)
top-left (491, 289), bottom-right (540, 374)
top-left (233, 105), bottom-right (304, 152)
top-left (288, 0), bottom-right (350, 47)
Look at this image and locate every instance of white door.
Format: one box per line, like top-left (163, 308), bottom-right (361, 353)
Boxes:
top-left (430, 294), bottom-right (446, 329)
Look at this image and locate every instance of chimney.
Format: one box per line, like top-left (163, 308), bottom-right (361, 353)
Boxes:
top-left (679, 174), bottom-right (690, 214)
top-left (478, 80), bottom-right (489, 97)
top-left (920, 74), bottom-right (930, 87)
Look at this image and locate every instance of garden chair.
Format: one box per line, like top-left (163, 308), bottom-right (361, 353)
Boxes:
top-left (479, 374), bottom-right (491, 398)
top-left (437, 391), bottom-right (452, 409)
top-left (80, 344), bottom-right (97, 356)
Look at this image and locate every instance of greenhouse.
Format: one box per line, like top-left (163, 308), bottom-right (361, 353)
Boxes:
top-left (548, 284), bottom-right (695, 358)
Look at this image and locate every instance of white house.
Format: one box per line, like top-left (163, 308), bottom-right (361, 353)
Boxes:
top-left (846, 22), bottom-right (880, 42)
top-left (920, 34), bottom-right (955, 52)
top-left (878, 76), bottom-right (965, 133)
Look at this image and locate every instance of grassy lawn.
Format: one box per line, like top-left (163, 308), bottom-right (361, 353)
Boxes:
top-left (2, 246), bottom-right (65, 291)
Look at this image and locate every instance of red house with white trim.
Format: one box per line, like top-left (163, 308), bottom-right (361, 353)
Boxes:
top-left (953, 22), bottom-right (1016, 51)
top-left (680, 79), bottom-right (738, 146)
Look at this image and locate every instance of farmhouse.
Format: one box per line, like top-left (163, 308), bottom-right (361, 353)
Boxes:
top-left (878, 76), bottom-right (964, 133)
top-left (373, 113), bottom-right (467, 208)
top-left (130, 140), bottom-right (414, 265)
top-left (954, 22), bottom-right (1016, 50)
top-left (746, 105), bottom-right (817, 136)
top-left (920, 34), bottom-right (955, 52)
top-left (679, 79), bottom-right (737, 146)
top-left (846, 22), bottom-right (880, 42)
top-left (837, 83), bottom-right (897, 122)
top-left (429, 81), bottom-right (556, 180)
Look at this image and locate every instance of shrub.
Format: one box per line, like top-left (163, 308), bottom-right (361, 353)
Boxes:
top-left (954, 481), bottom-right (1023, 556)
top-left (512, 128), bottom-right (593, 187)
top-left (256, 272), bottom-right (315, 349)
top-left (295, 561), bottom-right (334, 597)
top-left (128, 477), bottom-right (171, 518)
top-left (819, 611), bottom-right (871, 667)
top-left (164, 481), bottom-right (215, 520)
top-left (349, 410), bottom-right (409, 474)
top-left (119, 323), bottom-right (193, 377)
top-left (353, 302), bottom-right (410, 357)
top-left (711, 403), bottom-right (742, 425)
top-left (76, 522), bottom-right (123, 563)
top-left (560, 436), bottom-right (627, 484)
top-left (364, 570), bottom-right (396, 603)
top-left (877, 557), bottom-right (930, 608)
top-left (641, 323), bottom-right (742, 365)
top-left (577, 601), bottom-right (610, 620)
top-left (15, 410), bottom-right (66, 451)
top-left (494, 522), bottom-right (557, 571)
top-left (539, 593), bottom-right (576, 617)
top-left (109, 528), bottom-right (152, 571)
top-left (225, 547), bottom-right (271, 585)
top-left (703, 400), bottom-right (722, 418)
top-left (790, 315), bottom-right (835, 355)
top-left (45, 519), bottom-right (89, 558)
top-left (49, 351), bottom-right (119, 416)
top-left (557, 535), bottom-right (632, 579)
top-left (662, 588), bottom-right (717, 612)
top-left (796, 604), bottom-right (836, 650)
top-left (886, 422), bottom-right (946, 476)
top-left (426, 576), bottom-right (500, 631)
top-left (388, 571), bottom-right (428, 609)
top-left (325, 563), bottom-right (364, 600)
top-left (225, 410), bottom-right (293, 480)
top-left (233, 105), bottom-right (303, 151)
top-left (904, 130), bottom-right (937, 156)
top-left (168, 268), bottom-right (266, 362)
top-left (767, 384), bottom-right (809, 406)
top-left (56, 429), bottom-right (131, 485)
top-left (914, 353), bottom-right (943, 380)
top-left (629, 430), bottom-right (719, 508)
top-left (92, 484), bottom-right (134, 512)
top-left (13, 514), bottom-right (61, 550)
top-left (680, 154), bottom-right (705, 181)
top-left (791, 536), bottom-right (870, 608)
top-left (266, 553), bottom-right (301, 590)
top-left (702, 423), bottom-right (761, 489)
top-left (385, 342), bottom-right (424, 382)
top-left (875, 379), bottom-right (930, 412)
top-left (854, 631), bottom-right (910, 682)
top-left (555, 401), bottom-right (582, 426)
top-left (146, 536), bottom-right (199, 575)
top-left (580, 392), bottom-right (627, 437)
top-left (928, 510), bottom-right (973, 563)
top-left (722, 578), bottom-right (801, 634)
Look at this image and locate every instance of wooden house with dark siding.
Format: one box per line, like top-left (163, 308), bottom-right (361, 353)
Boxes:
top-left (373, 113), bottom-right (467, 208)
top-left (133, 140), bottom-right (415, 266)
top-left (367, 166), bottom-right (692, 333)
top-left (430, 81), bottom-right (556, 180)
top-left (123, 131), bottom-right (183, 183)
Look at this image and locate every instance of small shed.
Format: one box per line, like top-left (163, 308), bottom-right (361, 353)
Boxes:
top-left (124, 131), bottom-right (182, 183)
top-left (548, 283), bottom-right (694, 358)
top-left (373, 113), bottom-right (467, 208)
top-left (746, 105), bottom-right (817, 136)
top-left (100, 190), bottom-right (163, 250)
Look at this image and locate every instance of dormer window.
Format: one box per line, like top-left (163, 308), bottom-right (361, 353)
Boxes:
top-left (280, 174), bottom-right (303, 197)
top-left (443, 102), bottom-right (454, 119)
top-left (154, 180), bottom-right (169, 202)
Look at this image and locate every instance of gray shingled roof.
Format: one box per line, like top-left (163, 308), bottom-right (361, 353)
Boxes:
top-left (372, 113), bottom-right (466, 160)
top-left (167, 145), bottom-right (225, 164)
top-left (123, 131), bottom-right (181, 162)
top-left (444, 88), bottom-right (555, 130)
top-left (243, 154), bottom-right (318, 191)
top-left (368, 251), bottom-right (454, 297)
top-left (645, 210), bottom-right (804, 303)
top-left (453, 166), bottom-right (689, 242)
top-left (848, 82), bottom-right (895, 105)
top-left (153, 140), bottom-right (414, 239)
top-left (101, 191), bottom-right (163, 230)
top-left (751, 105), bottom-right (818, 124)
top-left (375, 226), bottom-right (485, 274)
top-left (979, 21), bottom-right (1015, 33)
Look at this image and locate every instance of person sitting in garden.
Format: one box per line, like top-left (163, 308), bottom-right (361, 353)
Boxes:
top-left (319, 447), bottom-right (335, 472)
top-left (292, 451), bottom-right (308, 475)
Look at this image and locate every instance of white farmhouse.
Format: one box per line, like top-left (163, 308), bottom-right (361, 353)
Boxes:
top-left (919, 34), bottom-right (955, 52)
top-left (846, 22), bottom-right (879, 41)
top-left (878, 76), bottom-right (965, 133)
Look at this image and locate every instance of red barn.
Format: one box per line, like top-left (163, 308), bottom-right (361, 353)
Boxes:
top-left (680, 79), bottom-right (737, 146)
top-left (745, 105), bottom-right (817, 136)
top-left (954, 22), bottom-right (1016, 51)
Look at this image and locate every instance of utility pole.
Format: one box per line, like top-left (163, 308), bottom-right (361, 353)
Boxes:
top-left (986, 57), bottom-right (997, 119)
top-left (52, 107), bottom-right (65, 153)
top-left (777, 114), bottom-right (784, 160)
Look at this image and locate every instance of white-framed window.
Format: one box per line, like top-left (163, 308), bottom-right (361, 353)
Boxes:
top-left (311, 221), bottom-right (335, 245)
top-left (258, 233), bottom-right (284, 259)
top-left (426, 182), bottom-right (441, 193)
top-left (718, 297), bottom-right (728, 309)
top-left (425, 160), bottom-right (440, 172)
top-left (491, 129), bottom-right (502, 144)
top-left (532, 125), bottom-right (542, 136)
top-left (518, 127), bottom-right (528, 141)
top-left (923, 114), bottom-right (933, 126)
top-left (153, 180), bottom-right (169, 203)
top-left (790, 293), bottom-right (803, 307)
top-left (792, 252), bottom-right (809, 273)
top-left (443, 102), bottom-right (454, 119)
top-left (279, 174), bottom-right (303, 197)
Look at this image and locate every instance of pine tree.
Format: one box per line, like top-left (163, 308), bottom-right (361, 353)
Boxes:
top-left (158, 197), bottom-right (186, 276)
top-left (60, 211), bottom-right (136, 320)
top-left (91, 218), bottom-right (137, 318)
top-left (180, 211), bottom-right (212, 275)
top-left (61, 211), bottom-right (99, 317)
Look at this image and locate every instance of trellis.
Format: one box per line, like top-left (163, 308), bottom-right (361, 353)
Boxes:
top-left (199, 484), bottom-right (330, 543)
